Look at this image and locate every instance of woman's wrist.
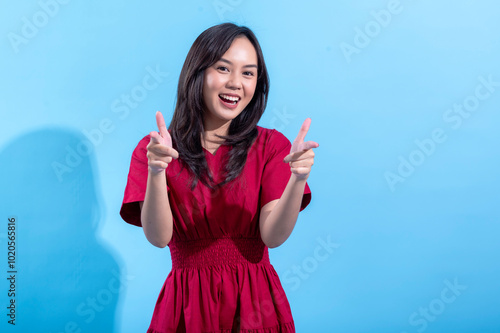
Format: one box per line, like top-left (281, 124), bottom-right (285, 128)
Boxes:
top-left (290, 172), bottom-right (309, 184)
top-left (148, 167), bottom-right (167, 177)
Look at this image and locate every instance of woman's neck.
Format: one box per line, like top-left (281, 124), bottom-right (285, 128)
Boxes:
top-left (202, 119), bottom-right (231, 143)
top-left (202, 117), bottom-right (231, 146)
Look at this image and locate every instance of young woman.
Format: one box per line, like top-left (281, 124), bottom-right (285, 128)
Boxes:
top-left (120, 23), bottom-right (319, 333)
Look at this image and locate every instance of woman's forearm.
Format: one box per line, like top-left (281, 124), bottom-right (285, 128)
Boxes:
top-left (260, 174), bottom-right (307, 248)
top-left (261, 118), bottom-right (318, 248)
top-left (141, 171), bottom-right (173, 248)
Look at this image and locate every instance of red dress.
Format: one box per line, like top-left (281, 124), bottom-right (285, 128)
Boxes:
top-left (120, 126), bottom-right (311, 333)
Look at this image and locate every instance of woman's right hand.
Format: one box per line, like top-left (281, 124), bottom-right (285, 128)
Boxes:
top-left (147, 111), bottom-right (179, 174)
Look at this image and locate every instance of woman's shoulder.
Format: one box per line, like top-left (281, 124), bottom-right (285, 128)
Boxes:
top-left (131, 134), bottom-right (151, 153)
top-left (256, 125), bottom-right (291, 146)
top-left (132, 129), bottom-right (172, 151)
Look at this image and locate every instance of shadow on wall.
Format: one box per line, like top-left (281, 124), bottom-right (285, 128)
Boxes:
top-left (0, 128), bottom-right (124, 332)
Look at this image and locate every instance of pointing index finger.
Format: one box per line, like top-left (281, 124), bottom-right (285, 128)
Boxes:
top-left (156, 111), bottom-right (173, 147)
top-left (294, 118), bottom-right (311, 144)
top-left (156, 111), bottom-right (168, 138)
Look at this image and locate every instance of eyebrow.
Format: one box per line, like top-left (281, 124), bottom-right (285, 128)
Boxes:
top-left (219, 58), bottom-right (258, 69)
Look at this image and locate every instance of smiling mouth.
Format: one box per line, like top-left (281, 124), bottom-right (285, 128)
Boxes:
top-left (219, 94), bottom-right (241, 105)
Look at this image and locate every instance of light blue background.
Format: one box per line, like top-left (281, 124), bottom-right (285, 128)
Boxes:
top-left (1, 0), bottom-right (499, 332)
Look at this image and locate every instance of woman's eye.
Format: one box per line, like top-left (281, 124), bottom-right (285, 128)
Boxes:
top-left (243, 71), bottom-right (255, 76)
top-left (217, 66), bottom-right (229, 72)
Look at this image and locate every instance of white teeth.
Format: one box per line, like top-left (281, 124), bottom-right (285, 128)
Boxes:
top-left (220, 94), bottom-right (240, 102)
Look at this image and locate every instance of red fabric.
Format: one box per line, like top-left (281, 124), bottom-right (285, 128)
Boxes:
top-left (120, 126), bottom-right (311, 332)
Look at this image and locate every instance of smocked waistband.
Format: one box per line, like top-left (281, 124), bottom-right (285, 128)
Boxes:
top-left (168, 236), bottom-right (270, 269)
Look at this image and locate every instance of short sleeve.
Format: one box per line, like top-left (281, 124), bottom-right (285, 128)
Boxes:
top-left (119, 135), bottom-right (168, 227)
top-left (259, 129), bottom-right (312, 212)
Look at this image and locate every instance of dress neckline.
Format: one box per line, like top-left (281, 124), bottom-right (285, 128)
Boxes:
top-left (202, 144), bottom-right (228, 157)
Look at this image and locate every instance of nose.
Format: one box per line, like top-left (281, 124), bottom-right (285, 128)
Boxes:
top-left (226, 72), bottom-right (242, 90)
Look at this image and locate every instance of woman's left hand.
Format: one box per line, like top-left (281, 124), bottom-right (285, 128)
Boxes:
top-left (283, 118), bottom-right (319, 181)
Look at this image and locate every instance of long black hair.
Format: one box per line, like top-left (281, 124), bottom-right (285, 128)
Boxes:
top-left (169, 23), bottom-right (270, 191)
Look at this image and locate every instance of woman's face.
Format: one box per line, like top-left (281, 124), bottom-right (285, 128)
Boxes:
top-left (202, 36), bottom-right (258, 129)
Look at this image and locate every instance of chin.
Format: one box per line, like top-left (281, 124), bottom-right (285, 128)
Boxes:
top-left (216, 107), bottom-right (246, 121)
